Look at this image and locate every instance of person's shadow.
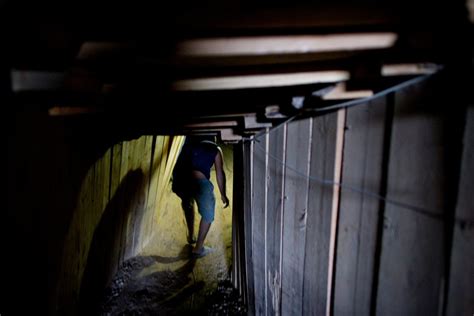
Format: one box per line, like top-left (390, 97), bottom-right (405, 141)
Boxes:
top-left (79, 169), bottom-right (147, 315)
top-left (99, 245), bottom-right (205, 315)
top-left (78, 167), bottom-right (207, 315)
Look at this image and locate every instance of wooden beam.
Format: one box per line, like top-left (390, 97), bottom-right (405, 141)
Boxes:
top-left (322, 82), bottom-right (373, 100)
top-left (183, 120), bottom-right (239, 128)
top-left (172, 70), bottom-right (349, 91)
top-left (244, 115), bottom-right (273, 129)
top-left (220, 128), bottom-right (242, 142)
top-left (381, 63), bottom-right (440, 76)
top-left (176, 33), bottom-right (397, 57)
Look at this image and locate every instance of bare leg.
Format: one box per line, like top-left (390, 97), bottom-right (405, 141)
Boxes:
top-left (182, 201), bottom-right (195, 243)
top-left (192, 219), bottom-right (212, 253)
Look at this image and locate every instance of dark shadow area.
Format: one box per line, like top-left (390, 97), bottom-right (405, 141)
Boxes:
top-left (5, 109), bottom-right (124, 315)
top-left (151, 246), bottom-right (194, 264)
top-left (99, 246), bottom-right (205, 316)
top-left (79, 169), bottom-right (146, 316)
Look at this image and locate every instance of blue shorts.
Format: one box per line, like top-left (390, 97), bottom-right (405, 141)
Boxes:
top-left (177, 178), bottom-right (216, 223)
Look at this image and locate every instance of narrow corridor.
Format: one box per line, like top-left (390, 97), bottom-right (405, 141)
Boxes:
top-left (98, 158), bottom-right (233, 315)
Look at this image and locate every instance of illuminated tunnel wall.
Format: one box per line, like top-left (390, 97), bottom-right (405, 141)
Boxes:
top-left (7, 109), bottom-right (245, 315)
top-left (54, 134), bottom-right (186, 314)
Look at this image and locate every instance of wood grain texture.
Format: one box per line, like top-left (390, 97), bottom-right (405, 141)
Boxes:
top-left (303, 112), bottom-right (341, 316)
top-left (376, 81), bottom-right (445, 315)
top-left (334, 99), bottom-right (386, 315)
top-left (281, 119), bottom-right (312, 316)
top-left (252, 134), bottom-right (268, 315)
top-left (244, 141), bottom-right (256, 315)
top-left (265, 126), bottom-right (286, 316)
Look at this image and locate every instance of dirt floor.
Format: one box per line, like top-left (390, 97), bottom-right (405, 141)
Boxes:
top-left (99, 146), bottom-right (234, 315)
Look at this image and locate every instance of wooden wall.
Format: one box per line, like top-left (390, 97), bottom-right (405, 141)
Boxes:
top-left (55, 134), bottom-right (184, 315)
top-left (6, 109), bottom-right (184, 315)
top-left (240, 75), bottom-right (473, 315)
top-left (446, 105), bottom-right (474, 315)
top-left (244, 110), bottom-right (345, 316)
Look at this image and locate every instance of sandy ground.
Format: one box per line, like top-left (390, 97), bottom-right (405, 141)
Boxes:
top-left (99, 156), bottom-right (233, 315)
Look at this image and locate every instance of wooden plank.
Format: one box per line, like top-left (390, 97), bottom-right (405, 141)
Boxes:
top-left (136, 136), bottom-right (153, 251)
top-left (184, 120), bottom-right (239, 128)
top-left (325, 109), bottom-right (345, 316)
top-left (130, 136), bottom-right (146, 254)
top-left (232, 145), bottom-right (241, 291)
top-left (140, 135), bottom-right (155, 249)
top-left (80, 162), bottom-right (96, 276)
top-left (251, 133), bottom-right (268, 315)
top-left (108, 142), bottom-right (123, 272)
top-left (265, 125), bottom-right (286, 316)
top-left (109, 142), bottom-right (123, 200)
top-left (333, 99), bottom-right (386, 315)
top-left (118, 137), bottom-right (146, 260)
top-left (302, 111), bottom-right (341, 315)
top-left (156, 136), bottom-right (170, 207)
top-left (172, 70), bottom-right (349, 91)
top-left (151, 136), bottom-right (165, 227)
top-left (376, 81), bottom-right (445, 315)
top-left (232, 191), bottom-right (239, 288)
top-left (243, 141), bottom-right (255, 315)
top-left (162, 136), bottom-right (185, 193)
top-left (232, 141), bottom-right (247, 298)
top-left (100, 149), bottom-right (112, 213)
top-left (245, 115), bottom-right (273, 129)
top-left (281, 118), bottom-right (312, 316)
top-left (95, 149), bottom-right (113, 282)
top-left (123, 139), bottom-right (136, 260)
top-left (176, 33), bottom-right (396, 57)
top-left (446, 105), bottom-right (474, 315)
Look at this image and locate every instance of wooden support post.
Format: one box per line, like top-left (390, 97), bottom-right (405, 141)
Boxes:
top-left (334, 98), bottom-right (387, 315)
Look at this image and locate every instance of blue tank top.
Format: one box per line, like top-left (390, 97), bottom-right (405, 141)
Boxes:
top-left (174, 140), bottom-right (219, 180)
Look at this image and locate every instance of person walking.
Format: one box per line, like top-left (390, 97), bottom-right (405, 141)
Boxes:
top-left (172, 135), bottom-right (229, 258)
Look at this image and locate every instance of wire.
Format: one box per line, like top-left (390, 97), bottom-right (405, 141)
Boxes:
top-left (306, 72), bottom-right (438, 114)
top-left (249, 114), bottom-right (298, 143)
top-left (246, 72), bottom-right (438, 144)
top-left (242, 69), bottom-right (473, 225)
top-left (253, 141), bottom-right (474, 225)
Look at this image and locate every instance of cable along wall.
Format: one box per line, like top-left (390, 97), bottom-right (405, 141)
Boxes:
top-left (240, 73), bottom-right (473, 316)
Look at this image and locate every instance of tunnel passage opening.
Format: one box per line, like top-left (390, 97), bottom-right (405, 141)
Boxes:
top-left (77, 133), bottom-right (241, 315)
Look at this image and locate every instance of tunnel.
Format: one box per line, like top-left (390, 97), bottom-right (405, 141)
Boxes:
top-left (7, 112), bottom-right (240, 315)
top-left (4, 0), bottom-right (474, 315)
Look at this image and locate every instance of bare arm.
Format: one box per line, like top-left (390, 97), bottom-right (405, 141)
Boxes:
top-left (215, 147), bottom-right (229, 208)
